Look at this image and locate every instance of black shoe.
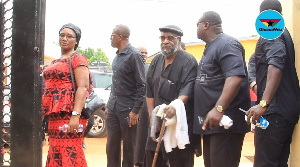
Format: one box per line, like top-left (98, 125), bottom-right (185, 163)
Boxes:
top-left (82, 141), bottom-right (87, 149)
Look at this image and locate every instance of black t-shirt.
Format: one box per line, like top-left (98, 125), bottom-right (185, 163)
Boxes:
top-left (194, 33), bottom-right (251, 134)
top-left (255, 29), bottom-right (300, 123)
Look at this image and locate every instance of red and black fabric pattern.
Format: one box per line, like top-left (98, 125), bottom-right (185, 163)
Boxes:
top-left (42, 53), bottom-right (89, 167)
top-left (42, 53), bottom-right (88, 115)
top-left (46, 112), bottom-right (88, 167)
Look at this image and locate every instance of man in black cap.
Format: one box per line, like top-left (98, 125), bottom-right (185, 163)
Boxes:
top-left (246, 0), bottom-right (300, 166)
top-left (145, 25), bottom-right (198, 167)
top-left (194, 11), bottom-right (250, 167)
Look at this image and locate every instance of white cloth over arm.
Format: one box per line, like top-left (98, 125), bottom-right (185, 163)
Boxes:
top-left (163, 99), bottom-right (190, 153)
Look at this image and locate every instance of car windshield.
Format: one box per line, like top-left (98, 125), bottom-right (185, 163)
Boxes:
top-left (92, 73), bottom-right (112, 89)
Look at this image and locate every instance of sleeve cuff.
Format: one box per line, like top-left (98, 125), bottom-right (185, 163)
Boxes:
top-left (132, 107), bottom-right (140, 114)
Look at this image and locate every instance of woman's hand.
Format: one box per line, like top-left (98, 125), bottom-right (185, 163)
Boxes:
top-left (68, 115), bottom-right (80, 133)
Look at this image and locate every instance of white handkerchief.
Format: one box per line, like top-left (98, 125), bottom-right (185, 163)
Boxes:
top-left (219, 115), bottom-right (233, 129)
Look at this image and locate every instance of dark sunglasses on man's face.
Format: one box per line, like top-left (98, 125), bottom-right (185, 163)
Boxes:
top-left (159, 35), bottom-right (180, 42)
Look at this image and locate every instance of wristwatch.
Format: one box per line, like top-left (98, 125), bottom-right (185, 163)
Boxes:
top-left (72, 111), bottom-right (81, 116)
top-left (259, 100), bottom-right (269, 108)
top-left (216, 105), bottom-right (223, 113)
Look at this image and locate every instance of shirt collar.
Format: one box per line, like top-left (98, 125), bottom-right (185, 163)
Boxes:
top-left (116, 43), bottom-right (132, 55)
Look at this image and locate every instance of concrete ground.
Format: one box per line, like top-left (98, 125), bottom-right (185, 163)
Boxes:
top-left (42, 132), bottom-right (255, 167)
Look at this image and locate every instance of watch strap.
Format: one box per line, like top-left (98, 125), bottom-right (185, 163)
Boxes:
top-left (72, 111), bottom-right (80, 116)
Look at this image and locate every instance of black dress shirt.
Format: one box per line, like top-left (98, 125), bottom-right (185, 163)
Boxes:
top-left (255, 29), bottom-right (300, 123)
top-left (248, 53), bottom-right (256, 84)
top-left (107, 44), bottom-right (146, 114)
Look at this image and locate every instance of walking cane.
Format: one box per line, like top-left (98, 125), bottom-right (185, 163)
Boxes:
top-left (152, 117), bottom-right (167, 167)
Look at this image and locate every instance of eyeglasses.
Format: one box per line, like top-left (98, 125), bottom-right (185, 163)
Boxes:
top-left (197, 21), bottom-right (204, 27)
top-left (59, 33), bottom-right (76, 40)
top-left (110, 34), bottom-right (121, 39)
top-left (159, 36), bottom-right (180, 42)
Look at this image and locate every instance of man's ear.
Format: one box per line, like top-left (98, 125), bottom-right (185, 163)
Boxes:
top-left (203, 22), bottom-right (210, 30)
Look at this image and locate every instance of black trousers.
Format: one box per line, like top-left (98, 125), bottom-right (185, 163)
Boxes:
top-left (167, 147), bottom-right (194, 167)
top-left (84, 116), bottom-right (94, 137)
top-left (203, 133), bottom-right (245, 167)
top-left (145, 150), bottom-right (169, 167)
top-left (254, 113), bottom-right (296, 167)
top-left (106, 108), bottom-right (137, 167)
top-left (134, 102), bottom-right (149, 166)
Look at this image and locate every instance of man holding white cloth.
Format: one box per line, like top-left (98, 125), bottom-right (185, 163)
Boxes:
top-left (145, 25), bottom-right (199, 167)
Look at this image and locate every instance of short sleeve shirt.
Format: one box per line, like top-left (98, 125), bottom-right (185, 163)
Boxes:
top-left (42, 53), bottom-right (88, 115)
top-left (194, 34), bottom-right (250, 134)
top-left (255, 30), bottom-right (300, 123)
top-left (146, 50), bottom-right (197, 107)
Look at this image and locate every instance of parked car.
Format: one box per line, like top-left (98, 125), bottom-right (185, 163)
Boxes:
top-left (90, 70), bottom-right (112, 104)
top-left (87, 70), bottom-right (112, 138)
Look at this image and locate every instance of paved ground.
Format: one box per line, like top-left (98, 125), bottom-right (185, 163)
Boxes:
top-left (42, 132), bottom-right (255, 167)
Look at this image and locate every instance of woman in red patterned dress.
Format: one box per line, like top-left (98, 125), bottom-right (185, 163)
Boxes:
top-left (42, 23), bottom-right (89, 167)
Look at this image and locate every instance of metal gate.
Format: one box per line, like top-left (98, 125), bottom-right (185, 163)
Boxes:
top-left (1, 0), bottom-right (45, 166)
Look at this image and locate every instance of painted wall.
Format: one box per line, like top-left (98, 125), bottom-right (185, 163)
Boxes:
top-left (44, 55), bottom-right (55, 65)
top-left (284, 0), bottom-right (300, 166)
top-left (146, 37), bottom-right (258, 63)
top-left (185, 37), bottom-right (258, 62)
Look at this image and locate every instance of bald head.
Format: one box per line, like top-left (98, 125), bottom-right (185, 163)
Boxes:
top-left (114, 24), bottom-right (130, 39)
top-left (137, 46), bottom-right (148, 61)
top-left (202, 11), bottom-right (222, 27)
top-left (180, 42), bottom-right (186, 50)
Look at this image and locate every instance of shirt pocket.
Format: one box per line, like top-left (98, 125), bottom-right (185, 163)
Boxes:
top-left (158, 77), bottom-right (178, 102)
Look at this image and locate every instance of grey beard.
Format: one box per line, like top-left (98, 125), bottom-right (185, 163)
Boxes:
top-left (161, 43), bottom-right (179, 56)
